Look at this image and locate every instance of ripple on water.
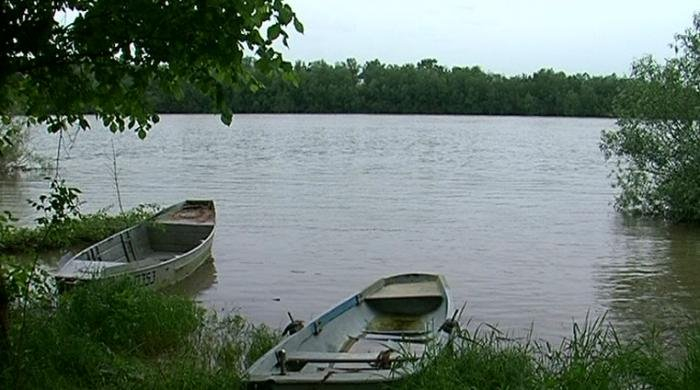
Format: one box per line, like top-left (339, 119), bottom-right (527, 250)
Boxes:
top-left (3, 114), bottom-right (699, 342)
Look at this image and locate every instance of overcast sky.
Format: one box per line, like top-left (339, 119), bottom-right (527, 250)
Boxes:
top-left (280, 0), bottom-right (699, 76)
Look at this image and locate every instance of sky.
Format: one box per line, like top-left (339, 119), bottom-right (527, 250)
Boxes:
top-left (280, 0), bottom-right (699, 76)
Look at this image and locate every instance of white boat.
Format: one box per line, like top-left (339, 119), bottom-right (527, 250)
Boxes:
top-left (53, 200), bottom-right (215, 289)
top-left (246, 273), bottom-right (452, 389)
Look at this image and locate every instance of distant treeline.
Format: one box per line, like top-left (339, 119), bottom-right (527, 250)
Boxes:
top-left (151, 59), bottom-right (626, 117)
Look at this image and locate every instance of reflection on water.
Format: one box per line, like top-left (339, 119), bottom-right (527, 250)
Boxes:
top-left (0, 175), bottom-right (31, 222)
top-left (1, 114), bottom-right (699, 342)
top-left (165, 257), bottom-right (218, 297)
top-left (596, 217), bottom-right (700, 340)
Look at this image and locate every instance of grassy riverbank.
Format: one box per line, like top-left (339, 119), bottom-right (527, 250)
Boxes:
top-left (2, 277), bottom-right (700, 389)
top-left (398, 323), bottom-right (700, 389)
top-left (1, 278), bottom-right (280, 389)
top-left (2, 211), bottom-right (700, 389)
top-left (0, 205), bottom-right (157, 256)
top-left (0, 207), bottom-right (276, 388)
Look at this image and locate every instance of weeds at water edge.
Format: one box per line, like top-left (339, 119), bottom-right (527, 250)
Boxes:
top-left (0, 277), bottom-right (280, 389)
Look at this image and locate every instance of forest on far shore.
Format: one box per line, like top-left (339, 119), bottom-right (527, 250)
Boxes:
top-left (151, 58), bottom-right (626, 117)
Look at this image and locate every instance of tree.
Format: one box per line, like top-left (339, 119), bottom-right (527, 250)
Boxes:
top-left (0, 0), bottom-right (304, 354)
top-left (601, 13), bottom-right (700, 222)
top-left (0, 0), bottom-right (303, 139)
top-left (116, 57), bottom-right (625, 117)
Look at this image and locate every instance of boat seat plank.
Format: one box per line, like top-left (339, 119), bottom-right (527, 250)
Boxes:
top-left (364, 281), bottom-right (443, 300)
top-left (286, 352), bottom-right (399, 363)
top-left (139, 251), bottom-right (181, 263)
top-left (361, 333), bottom-right (432, 343)
top-left (364, 329), bottom-right (431, 336)
top-left (54, 260), bottom-right (124, 278)
top-left (157, 220), bottom-right (215, 226)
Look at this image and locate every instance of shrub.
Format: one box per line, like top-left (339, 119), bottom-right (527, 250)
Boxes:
top-left (0, 122), bottom-right (31, 175)
top-left (601, 13), bottom-right (700, 222)
top-left (60, 277), bottom-right (203, 356)
top-left (0, 205), bottom-right (158, 254)
top-left (1, 278), bottom-right (279, 389)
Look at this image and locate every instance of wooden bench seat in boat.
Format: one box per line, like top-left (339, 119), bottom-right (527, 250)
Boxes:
top-left (139, 251), bottom-right (179, 263)
top-left (360, 332), bottom-right (432, 343)
top-left (57, 260), bottom-right (124, 276)
top-left (364, 281), bottom-right (443, 300)
top-left (286, 351), bottom-right (404, 364)
top-left (364, 328), bottom-right (431, 336)
top-left (363, 280), bottom-right (445, 315)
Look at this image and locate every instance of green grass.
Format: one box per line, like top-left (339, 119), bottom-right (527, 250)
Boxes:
top-left (0, 205), bottom-right (157, 255)
top-left (1, 278), bottom-right (281, 389)
top-left (393, 317), bottom-right (700, 390)
top-left (3, 277), bottom-right (700, 389)
top-left (2, 212), bottom-right (700, 389)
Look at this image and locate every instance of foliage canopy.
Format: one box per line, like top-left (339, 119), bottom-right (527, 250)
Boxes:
top-left (0, 0), bottom-right (303, 139)
top-left (601, 13), bottom-right (700, 222)
top-left (151, 58), bottom-right (625, 117)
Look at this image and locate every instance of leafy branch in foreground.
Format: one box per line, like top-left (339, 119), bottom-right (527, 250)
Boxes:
top-left (0, 0), bottom-right (304, 141)
top-left (28, 178), bottom-right (82, 228)
top-left (601, 13), bottom-right (700, 222)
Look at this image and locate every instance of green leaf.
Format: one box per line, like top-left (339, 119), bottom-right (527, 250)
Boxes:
top-left (293, 17), bottom-right (304, 33)
top-left (278, 5), bottom-right (293, 25)
top-left (220, 111), bottom-right (233, 126)
top-left (267, 24), bottom-right (281, 41)
top-left (3, 0), bottom-right (302, 142)
top-left (48, 122), bottom-right (64, 133)
top-left (79, 118), bottom-right (91, 130)
top-left (282, 70), bottom-right (299, 87)
top-left (255, 56), bottom-right (272, 73)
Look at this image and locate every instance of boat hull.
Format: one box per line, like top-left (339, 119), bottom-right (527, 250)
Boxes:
top-left (246, 273), bottom-right (451, 388)
top-left (131, 232), bottom-right (213, 289)
top-left (54, 200), bottom-right (215, 290)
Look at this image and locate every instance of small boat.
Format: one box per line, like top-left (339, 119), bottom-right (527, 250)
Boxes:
top-left (246, 273), bottom-right (452, 389)
top-left (54, 200), bottom-right (215, 289)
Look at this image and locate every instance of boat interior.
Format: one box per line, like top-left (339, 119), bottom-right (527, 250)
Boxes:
top-left (253, 274), bottom-right (449, 380)
top-left (59, 202), bottom-right (215, 277)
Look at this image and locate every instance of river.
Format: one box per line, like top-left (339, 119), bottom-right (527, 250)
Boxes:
top-left (1, 114), bottom-right (699, 341)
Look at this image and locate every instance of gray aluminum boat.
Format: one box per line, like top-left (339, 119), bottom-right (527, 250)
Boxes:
top-left (246, 273), bottom-right (452, 389)
top-left (53, 200), bottom-right (215, 289)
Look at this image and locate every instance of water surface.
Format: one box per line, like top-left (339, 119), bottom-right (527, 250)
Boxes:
top-left (2, 114), bottom-right (698, 341)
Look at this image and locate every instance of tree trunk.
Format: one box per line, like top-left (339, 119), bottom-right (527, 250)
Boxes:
top-left (0, 269), bottom-right (9, 356)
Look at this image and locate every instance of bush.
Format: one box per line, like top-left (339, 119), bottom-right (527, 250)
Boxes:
top-left (0, 122), bottom-right (31, 175)
top-left (0, 205), bottom-right (158, 254)
top-left (61, 277), bottom-right (203, 355)
top-left (601, 13), bottom-right (700, 222)
top-left (394, 316), bottom-right (698, 390)
top-left (4, 276), bottom-right (700, 389)
top-left (1, 278), bottom-right (280, 389)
